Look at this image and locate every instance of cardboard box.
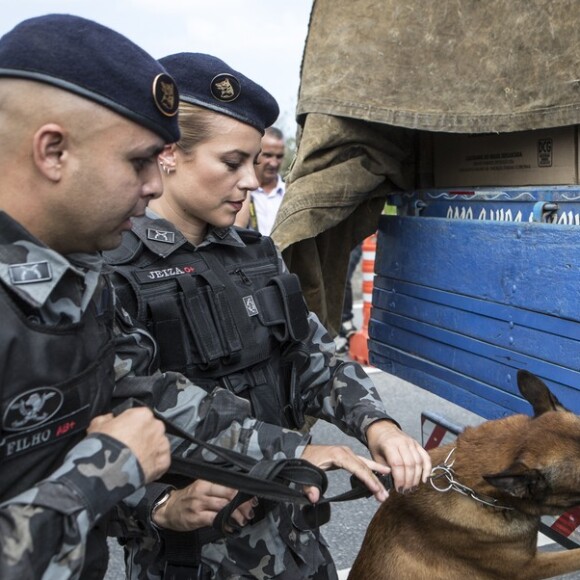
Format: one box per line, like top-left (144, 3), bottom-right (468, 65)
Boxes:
top-left (433, 126), bottom-right (579, 187)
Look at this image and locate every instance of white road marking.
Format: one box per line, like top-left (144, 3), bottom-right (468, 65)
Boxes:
top-left (538, 532), bottom-right (556, 547)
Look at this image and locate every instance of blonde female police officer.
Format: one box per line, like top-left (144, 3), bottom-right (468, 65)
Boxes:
top-left (0, 17), bottom-right (388, 580)
top-left (105, 52), bottom-right (431, 580)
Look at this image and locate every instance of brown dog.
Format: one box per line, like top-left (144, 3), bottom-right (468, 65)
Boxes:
top-left (349, 371), bottom-right (580, 580)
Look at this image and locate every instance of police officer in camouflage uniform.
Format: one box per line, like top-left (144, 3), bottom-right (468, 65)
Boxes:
top-left (105, 52), bottom-right (432, 580)
top-left (0, 15), bottom-right (180, 579)
top-left (0, 17), bottom-right (341, 580)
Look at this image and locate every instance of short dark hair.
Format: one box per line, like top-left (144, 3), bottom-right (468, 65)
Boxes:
top-left (265, 126), bottom-right (284, 141)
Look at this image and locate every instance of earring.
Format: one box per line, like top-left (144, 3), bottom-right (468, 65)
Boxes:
top-left (159, 161), bottom-right (175, 175)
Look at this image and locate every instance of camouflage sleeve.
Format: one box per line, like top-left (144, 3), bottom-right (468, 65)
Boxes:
top-left (298, 311), bottom-right (396, 444)
top-left (112, 306), bottom-right (310, 461)
top-left (275, 248), bottom-right (395, 444)
top-left (0, 433), bottom-right (144, 579)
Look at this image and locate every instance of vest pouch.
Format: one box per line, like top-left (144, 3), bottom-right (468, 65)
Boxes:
top-left (220, 366), bottom-right (268, 396)
top-left (147, 294), bottom-right (192, 371)
top-left (177, 275), bottom-right (243, 366)
top-left (220, 356), bottom-right (290, 427)
top-left (254, 274), bottom-right (310, 343)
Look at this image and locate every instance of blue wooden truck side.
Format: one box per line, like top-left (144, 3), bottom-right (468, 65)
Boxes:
top-left (370, 187), bottom-right (580, 419)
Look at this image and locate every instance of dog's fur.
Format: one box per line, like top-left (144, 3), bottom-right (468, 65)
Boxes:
top-left (349, 371), bottom-right (580, 580)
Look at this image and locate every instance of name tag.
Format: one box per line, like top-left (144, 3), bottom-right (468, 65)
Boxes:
top-left (134, 259), bottom-right (208, 284)
top-left (1, 406), bottom-right (91, 461)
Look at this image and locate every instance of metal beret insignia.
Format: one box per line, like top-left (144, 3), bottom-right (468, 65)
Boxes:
top-left (152, 73), bottom-right (179, 117)
top-left (210, 73), bottom-right (241, 102)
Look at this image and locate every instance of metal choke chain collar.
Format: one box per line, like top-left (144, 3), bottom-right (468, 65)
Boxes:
top-left (428, 448), bottom-right (514, 511)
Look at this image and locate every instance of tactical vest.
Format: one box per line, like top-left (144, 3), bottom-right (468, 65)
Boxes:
top-left (0, 276), bottom-right (116, 579)
top-left (105, 219), bottom-right (310, 428)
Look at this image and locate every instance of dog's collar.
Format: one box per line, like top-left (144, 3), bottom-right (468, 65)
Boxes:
top-left (429, 448), bottom-right (515, 511)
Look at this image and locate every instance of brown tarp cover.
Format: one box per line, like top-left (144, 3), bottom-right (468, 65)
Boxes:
top-left (272, 0), bottom-right (580, 334)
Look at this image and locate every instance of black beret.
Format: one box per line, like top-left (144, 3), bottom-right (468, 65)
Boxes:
top-left (0, 14), bottom-right (180, 143)
top-left (159, 53), bottom-right (279, 135)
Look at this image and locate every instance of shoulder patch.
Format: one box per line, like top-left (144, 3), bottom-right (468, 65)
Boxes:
top-left (9, 261), bottom-right (52, 285)
top-left (3, 387), bottom-right (63, 432)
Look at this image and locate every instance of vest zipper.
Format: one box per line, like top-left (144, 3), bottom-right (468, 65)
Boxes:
top-left (234, 268), bottom-right (252, 285)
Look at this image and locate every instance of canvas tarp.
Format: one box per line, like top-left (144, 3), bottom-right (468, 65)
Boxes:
top-left (272, 0), bottom-right (580, 334)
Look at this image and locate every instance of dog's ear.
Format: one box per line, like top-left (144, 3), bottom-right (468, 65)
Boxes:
top-left (517, 370), bottom-right (567, 417)
top-left (483, 461), bottom-right (548, 499)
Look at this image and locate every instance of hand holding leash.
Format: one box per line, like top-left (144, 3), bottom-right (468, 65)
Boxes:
top-left (109, 399), bottom-right (398, 534)
top-left (152, 480), bottom-right (255, 531)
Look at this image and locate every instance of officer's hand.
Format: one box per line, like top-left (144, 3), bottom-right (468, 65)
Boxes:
top-left (87, 408), bottom-right (171, 484)
top-left (300, 444), bottom-right (391, 503)
top-left (151, 479), bottom-right (256, 531)
top-left (366, 419), bottom-right (432, 492)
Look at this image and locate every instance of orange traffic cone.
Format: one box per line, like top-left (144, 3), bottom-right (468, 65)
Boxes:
top-left (349, 233), bottom-right (377, 365)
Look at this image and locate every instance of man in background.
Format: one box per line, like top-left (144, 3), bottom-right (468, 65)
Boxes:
top-left (235, 126), bottom-right (285, 235)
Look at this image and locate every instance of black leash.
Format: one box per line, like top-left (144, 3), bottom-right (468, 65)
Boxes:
top-left (115, 398), bottom-right (394, 531)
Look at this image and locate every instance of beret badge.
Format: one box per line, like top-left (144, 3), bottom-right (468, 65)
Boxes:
top-left (159, 52), bottom-right (279, 134)
top-left (210, 73), bottom-right (241, 102)
top-left (152, 73), bottom-right (179, 117)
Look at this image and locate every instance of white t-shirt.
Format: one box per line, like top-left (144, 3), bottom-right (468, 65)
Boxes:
top-left (250, 175), bottom-right (285, 236)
